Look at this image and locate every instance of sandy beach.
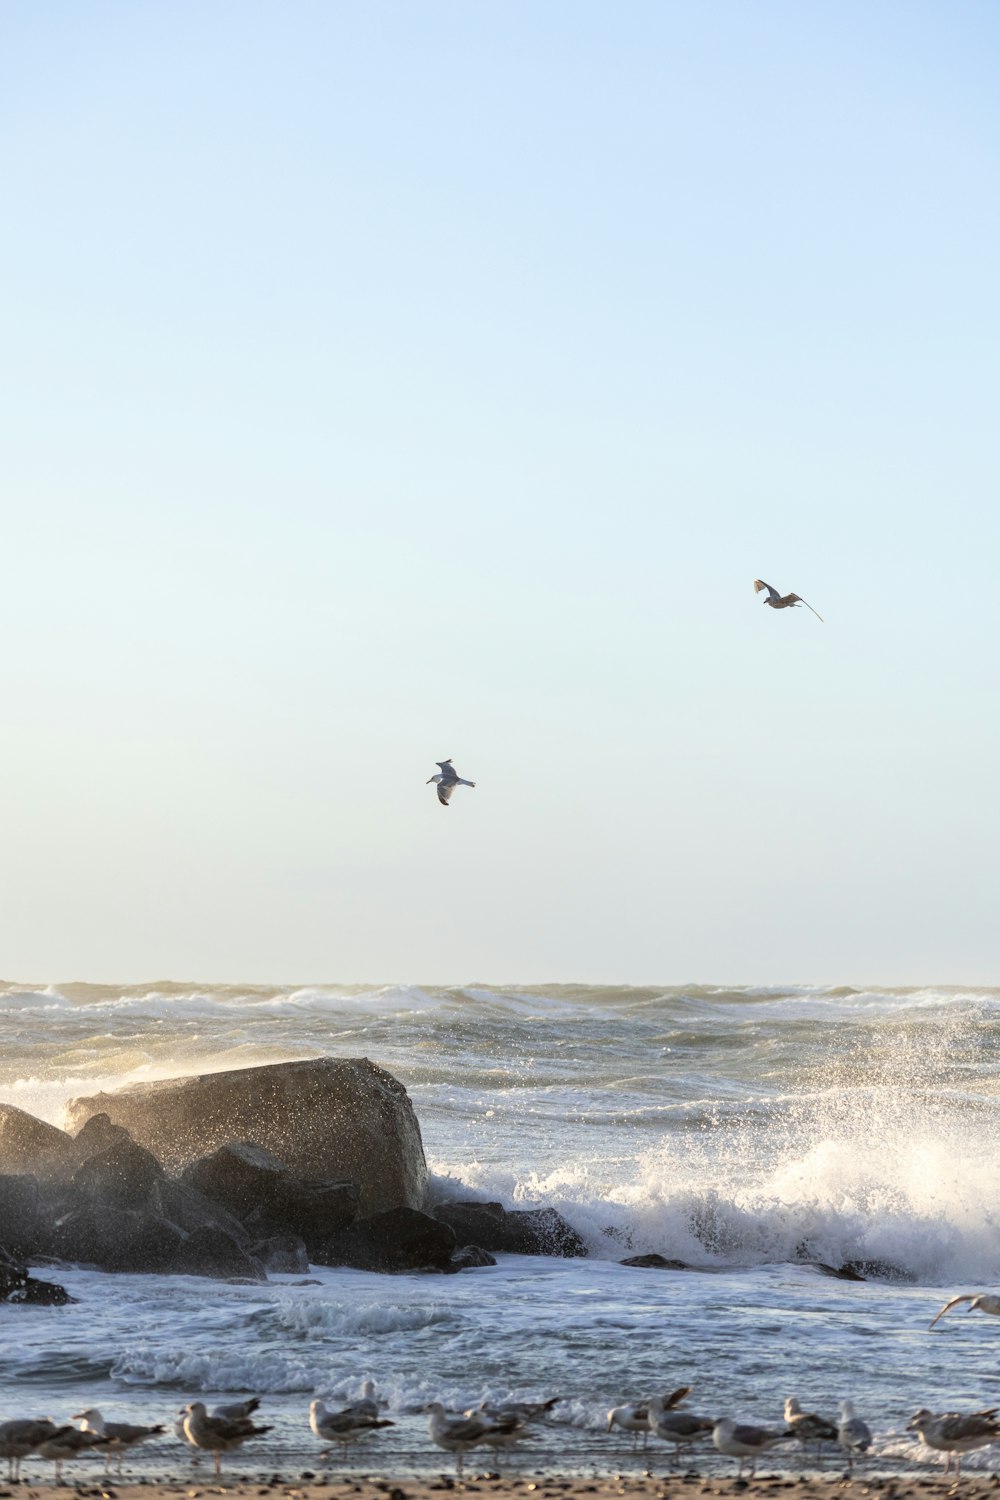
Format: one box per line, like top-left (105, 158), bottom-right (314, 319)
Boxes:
top-left (6, 1475), bottom-right (994, 1500)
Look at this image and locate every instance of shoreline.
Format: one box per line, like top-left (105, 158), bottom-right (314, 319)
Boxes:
top-left (4, 1475), bottom-right (991, 1499)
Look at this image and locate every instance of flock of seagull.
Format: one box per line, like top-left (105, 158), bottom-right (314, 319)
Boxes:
top-left (427, 580), bottom-right (822, 808)
top-left (5, 1309), bottom-right (1000, 1489)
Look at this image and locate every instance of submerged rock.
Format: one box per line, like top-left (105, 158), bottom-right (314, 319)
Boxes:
top-left (67, 1056), bottom-right (427, 1215)
top-left (0, 1244), bottom-right (74, 1305)
top-left (432, 1200), bottom-right (587, 1258)
top-left (619, 1253), bottom-right (693, 1270)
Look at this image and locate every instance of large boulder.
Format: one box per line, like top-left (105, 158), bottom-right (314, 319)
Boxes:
top-left (0, 1105), bottom-right (74, 1180)
top-left (72, 1137), bottom-right (164, 1210)
top-left (66, 1057), bottom-right (427, 1215)
top-left (51, 1206), bottom-right (187, 1274)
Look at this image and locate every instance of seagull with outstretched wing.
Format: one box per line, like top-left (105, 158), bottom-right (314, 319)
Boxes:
top-left (427, 758), bottom-right (477, 806)
top-left (929, 1291), bottom-right (1000, 1329)
top-left (754, 578), bottom-right (823, 621)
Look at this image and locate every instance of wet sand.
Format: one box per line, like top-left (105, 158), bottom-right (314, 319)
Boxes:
top-left (8, 1475), bottom-right (995, 1500)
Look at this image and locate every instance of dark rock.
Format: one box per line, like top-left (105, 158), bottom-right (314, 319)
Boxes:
top-left (619, 1254), bottom-right (692, 1270)
top-left (810, 1261), bottom-right (867, 1282)
top-left (316, 1206), bottom-right (456, 1272)
top-left (449, 1244), bottom-right (497, 1269)
top-left (0, 1243), bottom-right (74, 1304)
top-left (72, 1138), bottom-right (164, 1210)
top-left (173, 1226), bottom-right (265, 1281)
top-left (67, 1056), bottom-right (427, 1214)
top-left (841, 1257), bottom-right (915, 1283)
top-left (182, 1141), bottom-right (288, 1215)
top-left (250, 1235), bottom-right (310, 1274)
top-left (0, 1174), bottom-right (46, 1259)
top-left (0, 1104), bottom-right (74, 1181)
top-left (181, 1141), bottom-right (359, 1251)
top-left (147, 1176), bottom-right (251, 1244)
top-left (64, 1113), bottom-right (135, 1172)
top-left (51, 1206), bottom-right (186, 1273)
top-left (432, 1201), bottom-right (587, 1258)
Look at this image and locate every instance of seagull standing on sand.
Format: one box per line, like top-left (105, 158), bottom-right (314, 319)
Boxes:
top-left (712, 1417), bottom-right (792, 1477)
top-left (425, 1402), bottom-right (519, 1473)
top-left (73, 1408), bottom-right (165, 1473)
top-left (181, 1401), bottom-right (271, 1475)
top-left (646, 1394), bottom-right (715, 1457)
top-left (36, 1424), bottom-right (107, 1482)
top-left (607, 1387), bottom-right (691, 1451)
top-left (0, 1419), bottom-right (57, 1480)
top-left (309, 1399), bottom-right (394, 1459)
top-left (929, 1292), bottom-right (1000, 1329)
top-left (784, 1396), bottom-right (838, 1457)
top-left (427, 758), bottom-right (476, 806)
top-left (754, 579), bottom-right (824, 621)
top-left (837, 1400), bottom-right (872, 1470)
top-left (478, 1397), bottom-right (560, 1423)
top-left (906, 1408), bottom-right (1000, 1477)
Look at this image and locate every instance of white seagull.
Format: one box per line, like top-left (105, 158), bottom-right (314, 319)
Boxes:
top-left (754, 578), bottom-right (823, 621)
top-left (929, 1292), bottom-right (1000, 1329)
top-left (837, 1400), bottom-right (872, 1470)
top-left (712, 1417), bottom-right (793, 1477)
top-left (73, 1408), bottom-right (165, 1473)
top-left (425, 1402), bottom-right (519, 1473)
top-left (906, 1407), bottom-right (1000, 1477)
top-left (607, 1385), bottom-right (691, 1451)
top-left (309, 1399), bottom-right (394, 1459)
top-left (181, 1401), bottom-right (271, 1475)
top-left (427, 758), bottom-right (476, 806)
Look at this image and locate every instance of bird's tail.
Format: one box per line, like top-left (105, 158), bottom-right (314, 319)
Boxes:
top-left (459, 779), bottom-right (476, 788)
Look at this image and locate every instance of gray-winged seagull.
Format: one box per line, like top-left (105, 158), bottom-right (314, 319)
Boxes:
top-left (906, 1407), bottom-right (1000, 1477)
top-left (427, 758), bottom-right (476, 806)
top-left (754, 579), bottom-right (824, 620)
top-left (929, 1292), bottom-right (1000, 1329)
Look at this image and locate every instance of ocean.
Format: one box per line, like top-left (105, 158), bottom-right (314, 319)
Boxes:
top-left (1, 980), bottom-right (998, 1477)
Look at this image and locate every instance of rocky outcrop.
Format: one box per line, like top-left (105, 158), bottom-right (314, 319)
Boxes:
top-left (250, 1234), bottom-right (310, 1274)
top-left (0, 1104), bottom-right (74, 1180)
top-left (432, 1200), bottom-right (588, 1257)
top-left (180, 1142), bottom-right (359, 1252)
top-left (67, 1057), bottom-right (427, 1214)
top-left (316, 1206), bottom-right (456, 1272)
top-left (620, 1253), bottom-right (693, 1270)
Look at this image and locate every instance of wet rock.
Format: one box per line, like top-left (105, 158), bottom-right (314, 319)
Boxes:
top-left (449, 1244), bottom-right (497, 1270)
top-left (73, 1138), bottom-right (165, 1211)
top-left (0, 1174), bottom-right (47, 1259)
top-left (147, 1175), bottom-right (251, 1244)
top-left (619, 1253), bottom-right (693, 1270)
top-left (810, 1261), bottom-right (867, 1282)
top-left (63, 1113), bottom-right (136, 1173)
top-left (51, 1205), bottom-right (186, 1273)
top-left (67, 1056), bottom-right (427, 1214)
top-left (249, 1234), bottom-right (310, 1274)
top-left (173, 1225), bottom-right (265, 1281)
top-left (0, 1104), bottom-right (74, 1180)
top-left (0, 1243), bottom-right (75, 1304)
top-left (432, 1201), bottom-right (588, 1258)
top-left (316, 1205), bottom-right (456, 1272)
top-left (181, 1141), bottom-right (359, 1252)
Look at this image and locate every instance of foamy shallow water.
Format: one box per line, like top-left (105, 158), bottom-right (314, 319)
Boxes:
top-left (1, 981), bottom-right (999, 1475)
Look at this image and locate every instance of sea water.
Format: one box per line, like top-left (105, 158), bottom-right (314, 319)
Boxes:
top-left (1, 981), bottom-right (998, 1476)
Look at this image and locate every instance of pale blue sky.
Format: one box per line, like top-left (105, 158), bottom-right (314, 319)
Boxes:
top-left (2, 2), bottom-right (998, 984)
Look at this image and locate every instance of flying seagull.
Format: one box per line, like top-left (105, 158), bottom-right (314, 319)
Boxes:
top-left (427, 758), bottom-right (476, 806)
top-left (754, 578), bottom-right (823, 620)
top-left (929, 1291), bottom-right (1000, 1329)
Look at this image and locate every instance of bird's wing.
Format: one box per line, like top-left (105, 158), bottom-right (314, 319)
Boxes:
top-left (436, 759), bottom-right (454, 773)
top-left (785, 593), bottom-right (824, 621)
top-left (446, 1414), bottom-right (493, 1442)
top-left (437, 782), bottom-right (454, 805)
top-left (929, 1293), bottom-right (975, 1328)
top-left (664, 1386), bottom-right (692, 1409)
top-left (754, 579), bottom-right (780, 602)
